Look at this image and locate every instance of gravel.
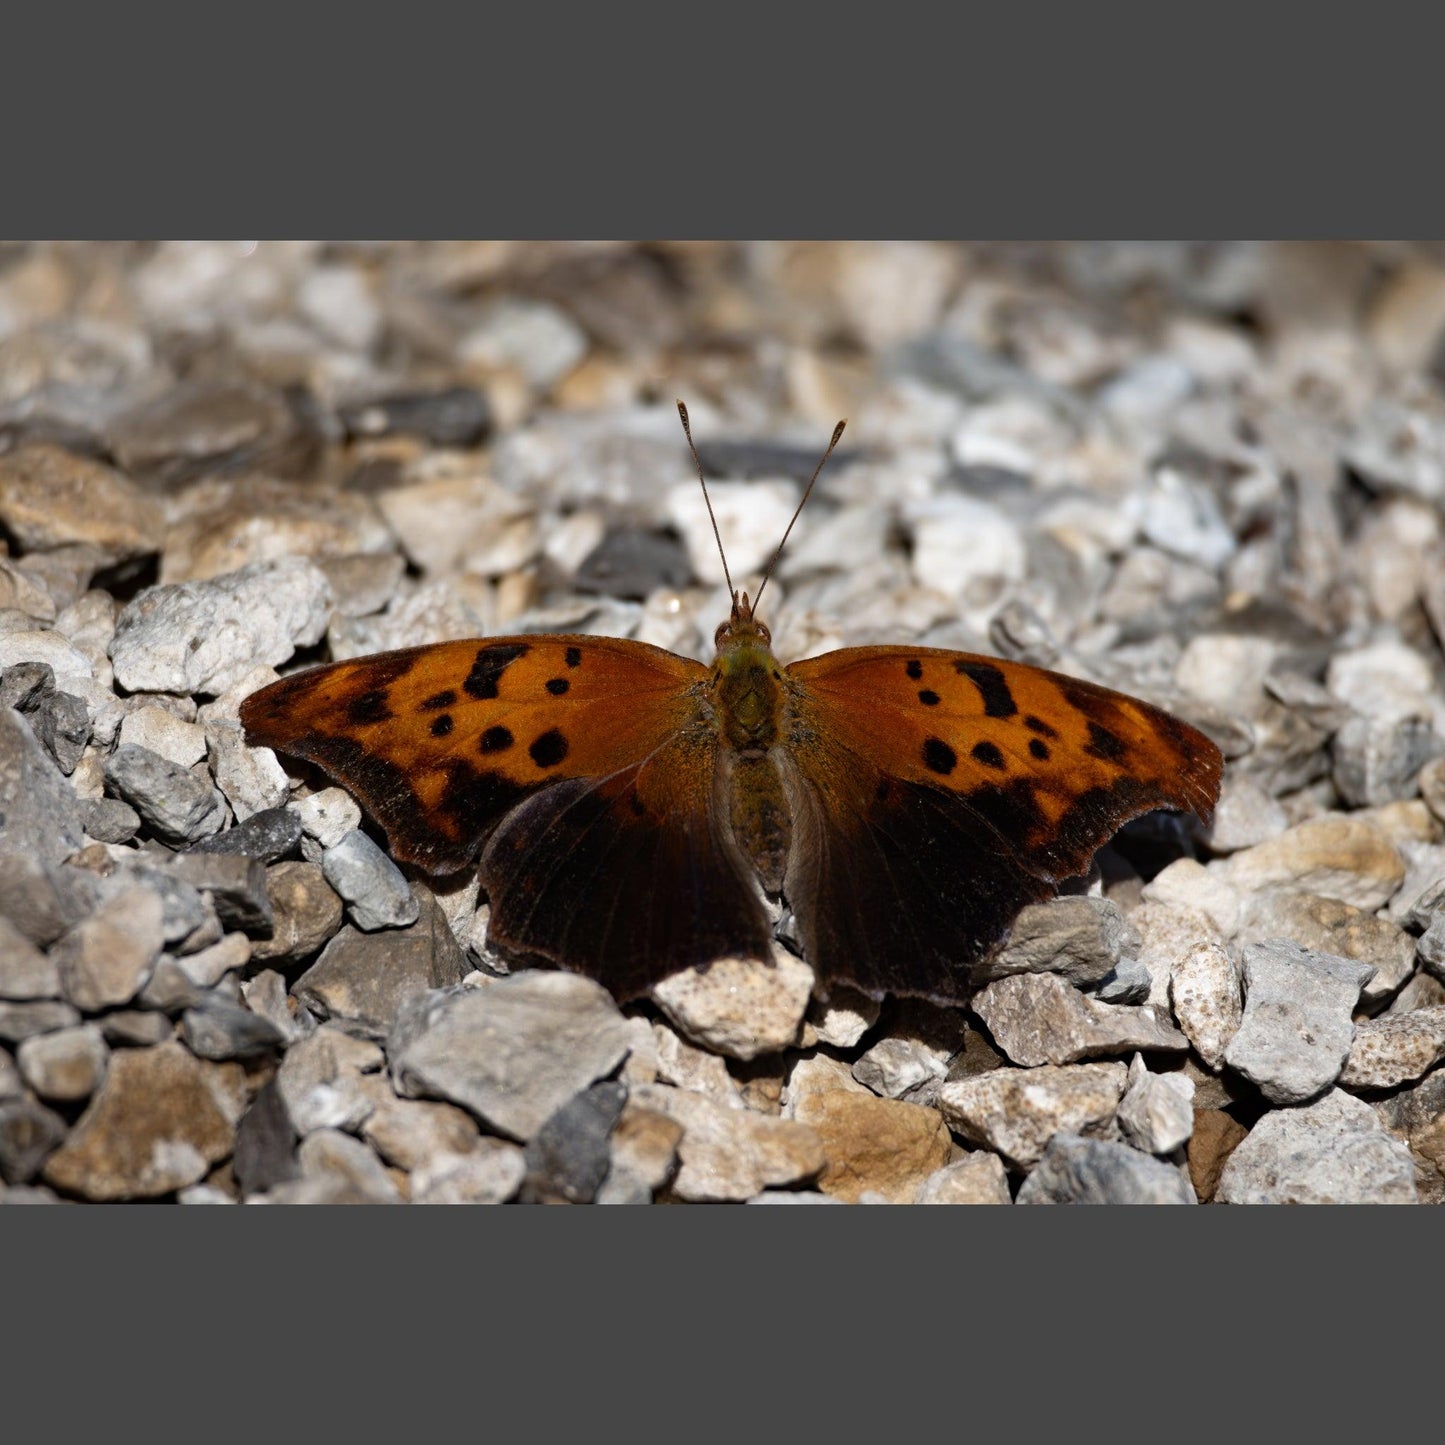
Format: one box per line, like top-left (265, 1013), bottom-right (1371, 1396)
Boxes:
top-left (4, 239), bottom-right (1445, 1205)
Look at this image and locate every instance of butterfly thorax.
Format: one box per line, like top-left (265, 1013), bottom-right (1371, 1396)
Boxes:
top-left (710, 634), bottom-right (787, 754)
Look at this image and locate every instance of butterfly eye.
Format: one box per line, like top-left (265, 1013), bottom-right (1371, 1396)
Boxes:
top-left (714, 621), bottom-right (730, 649)
top-left (756, 621), bottom-right (771, 645)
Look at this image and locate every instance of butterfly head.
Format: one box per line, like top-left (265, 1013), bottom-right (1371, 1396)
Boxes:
top-left (714, 589), bottom-right (771, 652)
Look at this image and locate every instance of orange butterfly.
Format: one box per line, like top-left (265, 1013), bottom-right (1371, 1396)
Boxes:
top-left (241, 404), bottom-right (1223, 1005)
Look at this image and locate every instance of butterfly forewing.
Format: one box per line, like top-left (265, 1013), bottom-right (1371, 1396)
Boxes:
top-left (240, 635), bottom-right (708, 872)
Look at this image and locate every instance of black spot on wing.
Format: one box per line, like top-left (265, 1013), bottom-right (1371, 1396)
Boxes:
top-left (922, 737), bottom-right (957, 775)
top-left (480, 726), bottom-right (514, 754)
top-left (918, 689), bottom-right (940, 706)
top-left (971, 740), bottom-right (1006, 770)
top-left (1024, 714), bottom-right (1058, 739)
top-left (346, 689), bottom-right (393, 726)
top-left (1029, 738), bottom-right (1050, 761)
top-left (429, 714), bottom-right (454, 738)
top-left (420, 690), bottom-right (457, 711)
top-left (545, 677), bottom-right (570, 696)
top-left (905, 659), bottom-right (923, 681)
top-left (529, 729), bottom-right (569, 768)
top-left (464, 643), bottom-right (530, 700)
top-left (956, 661), bottom-right (1018, 718)
top-left (1084, 721), bottom-right (1127, 762)
top-left (565, 647), bottom-right (581, 668)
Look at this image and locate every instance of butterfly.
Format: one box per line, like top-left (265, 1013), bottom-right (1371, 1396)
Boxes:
top-left (241, 403), bottom-right (1223, 1006)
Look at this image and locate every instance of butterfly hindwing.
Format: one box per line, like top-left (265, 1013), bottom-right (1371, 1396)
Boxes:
top-left (480, 728), bottom-right (774, 1002)
top-left (240, 635), bottom-right (708, 872)
top-left (781, 646), bottom-right (1223, 1001)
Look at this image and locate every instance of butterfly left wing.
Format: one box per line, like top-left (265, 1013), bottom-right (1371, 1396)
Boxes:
top-left (240, 634), bottom-right (775, 1000)
top-left (780, 646), bottom-right (1223, 1003)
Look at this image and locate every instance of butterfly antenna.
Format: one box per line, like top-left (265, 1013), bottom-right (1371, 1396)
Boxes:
top-left (677, 400), bottom-right (734, 601)
top-left (751, 418), bottom-right (847, 613)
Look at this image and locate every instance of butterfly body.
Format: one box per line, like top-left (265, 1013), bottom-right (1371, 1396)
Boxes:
top-left (241, 401), bottom-right (1221, 1008)
top-left (241, 590), bottom-right (1222, 1006)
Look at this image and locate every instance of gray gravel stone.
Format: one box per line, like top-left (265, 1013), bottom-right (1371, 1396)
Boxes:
top-left (1339, 1007), bottom-right (1445, 1091)
top-left (275, 1026), bottom-right (385, 1137)
top-left (1207, 774), bottom-right (1288, 852)
top-left (206, 722), bottom-right (289, 821)
top-left (852, 1036), bottom-right (953, 1101)
top-left (1333, 714), bottom-right (1442, 807)
top-left (1116, 1053), bottom-right (1195, 1154)
top-left (0, 849), bottom-right (95, 942)
top-left (293, 788), bottom-right (361, 849)
top-left (1217, 1088), bottom-right (1418, 1204)
top-left (181, 998), bottom-right (285, 1061)
top-left (99, 1011), bottom-right (173, 1048)
top-left (109, 558), bottom-right (333, 696)
top-left (1017, 1133), bottom-right (1195, 1203)
top-left (362, 1093), bottom-right (483, 1175)
top-left (594, 1102), bottom-right (685, 1204)
top-left (1420, 916), bottom-right (1445, 980)
top-left (1212, 815), bottom-right (1406, 912)
top-left (974, 896), bottom-right (1139, 987)
top-left (937, 1062), bottom-right (1128, 1169)
top-left (1096, 958), bottom-right (1152, 1005)
top-left (0, 1097), bottom-right (68, 1184)
top-left (41, 1040), bottom-right (245, 1201)
top-left (0, 1049), bottom-right (19, 1099)
top-left (1224, 941), bottom-right (1374, 1105)
top-left (106, 375), bottom-right (305, 485)
top-left (173, 932), bottom-right (251, 990)
top-left (522, 1080), bottom-right (628, 1204)
top-left (392, 971), bottom-right (634, 1142)
top-left (628, 1081), bottom-right (826, 1202)
top-left (240, 969), bottom-right (317, 1044)
top-left (0, 1000), bottom-right (82, 1043)
top-left (188, 806), bottom-right (303, 865)
top-left (117, 705), bottom-right (207, 768)
top-left (16, 1023), bottom-right (109, 1102)
top-left (250, 861), bottom-right (344, 963)
top-left (915, 1152), bottom-right (1013, 1204)
top-left (321, 829), bottom-right (419, 931)
top-left (651, 949), bottom-right (814, 1061)
top-left (53, 884), bottom-right (165, 1013)
top-left (0, 851), bottom-right (95, 946)
top-left (109, 865), bottom-right (211, 947)
top-left (0, 706), bottom-right (85, 863)
top-left (272, 1129), bottom-right (399, 1205)
top-left (234, 1080), bottom-right (310, 1190)
top-left (155, 852), bottom-right (273, 937)
top-left (4, 674), bottom-right (89, 775)
top-left (971, 971), bottom-right (1188, 1067)
top-left (338, 387), bottom-right (491, 447)
top-left (410, 1140), bottom-right (528, 1205)
top-left (0, 915), bottom-right (59, 1000)
top-left (1238, 889), bottom-right (1416, 1006)
top-left (292, 884), bottom-right (465, 1038)
top-left (103, 745), bottom-right (226, 845)
top-left (0, 441), bottom-right (165, 558)
top-left (81, 797), bottom-right (140, 843)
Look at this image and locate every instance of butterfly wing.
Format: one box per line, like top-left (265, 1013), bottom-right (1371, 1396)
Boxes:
top-left (241, 635), bottom-right (774, 999)
top-left (781, 646), bottom-right (1223, 1002)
